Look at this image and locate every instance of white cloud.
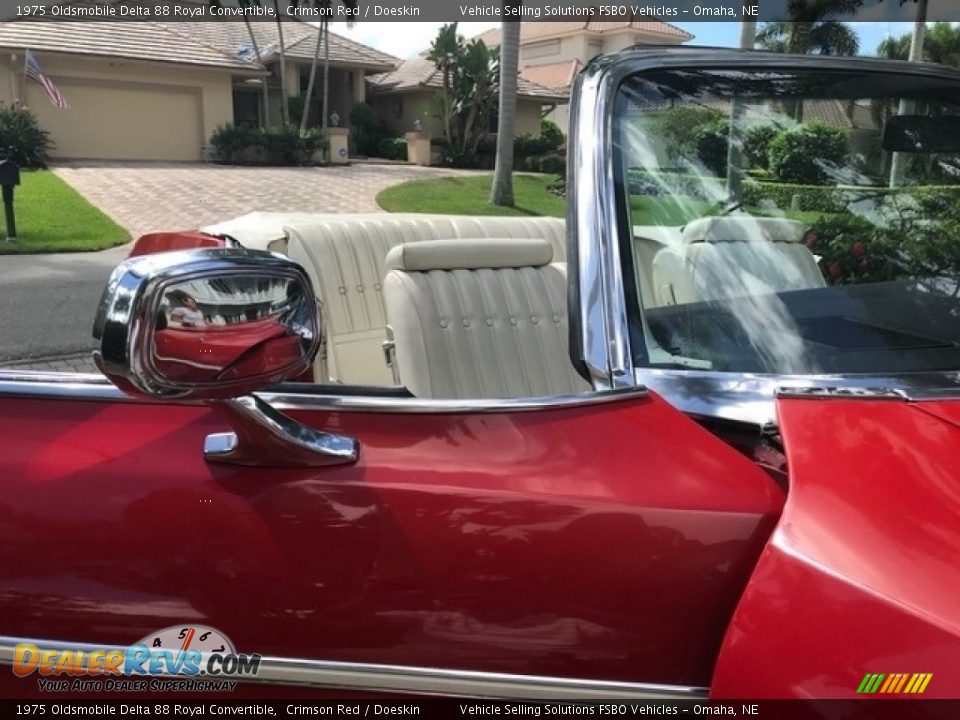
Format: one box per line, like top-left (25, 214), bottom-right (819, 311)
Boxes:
top-left (333, 21), bottom-right (500, 59)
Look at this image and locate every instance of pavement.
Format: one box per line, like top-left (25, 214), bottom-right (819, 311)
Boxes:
top-left (0, 161), bottom-right (467, 374)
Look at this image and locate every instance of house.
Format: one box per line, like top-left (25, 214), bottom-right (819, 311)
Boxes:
top-left (366, 56), bottom-right (567, 141)
top-left (476, 19), bottom-right (694, 130)
top-left (0, 20), bottom-right (399, 162)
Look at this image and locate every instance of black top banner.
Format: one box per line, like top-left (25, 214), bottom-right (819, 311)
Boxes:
top-left (2, 699), bottom-right (960, 719)
top-left (1, 0), bottom-right (959, 23)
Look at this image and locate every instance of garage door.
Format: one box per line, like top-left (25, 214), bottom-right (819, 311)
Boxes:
top-left (28, 79), bottom-right (203, 162)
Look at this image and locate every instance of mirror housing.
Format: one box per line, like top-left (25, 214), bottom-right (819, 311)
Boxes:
top-left (93, 247), bottom-right (321, 401)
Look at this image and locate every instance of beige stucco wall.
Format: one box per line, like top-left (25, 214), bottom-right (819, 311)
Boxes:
top-left (0, 51), bottom-right (236, 161)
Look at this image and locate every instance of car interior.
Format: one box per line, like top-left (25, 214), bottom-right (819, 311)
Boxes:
top-left (215, 212), bottom-right (832, 399)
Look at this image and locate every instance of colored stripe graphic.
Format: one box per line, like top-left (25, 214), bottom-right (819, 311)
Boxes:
top-left (858, 672), bottom-right (932, 694)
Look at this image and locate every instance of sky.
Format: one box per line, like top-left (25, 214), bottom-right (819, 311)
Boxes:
top-left (337, 21), bottom-right (926, 62)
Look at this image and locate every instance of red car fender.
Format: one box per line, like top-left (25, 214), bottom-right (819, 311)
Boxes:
top-left (128, 231), bottom-right (227, 258)
top-left (711, 397), bottom-right (960, 699)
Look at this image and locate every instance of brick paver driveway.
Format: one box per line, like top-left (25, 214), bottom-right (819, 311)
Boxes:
top-left (55, 161), bottom-right (470, 239)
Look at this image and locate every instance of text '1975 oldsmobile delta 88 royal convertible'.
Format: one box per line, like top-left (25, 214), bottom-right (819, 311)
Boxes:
top-left (0, 47), bottom-right (958, 705)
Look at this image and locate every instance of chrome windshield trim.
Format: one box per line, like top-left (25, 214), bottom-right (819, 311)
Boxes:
top-left (0, 370), bottom-right (648, 414)
top-left (636, 368), bottom-right (960, 427)
top-left (0, 635), bottom-right (706, 700)
top-left (575, 48), bottom-right (960, 426)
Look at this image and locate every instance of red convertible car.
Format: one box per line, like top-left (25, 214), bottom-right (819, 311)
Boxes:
top-left (1, 48), bottom-right (959, 702)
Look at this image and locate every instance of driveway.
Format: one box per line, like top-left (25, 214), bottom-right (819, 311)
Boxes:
top-left (0, 161), bottom-right (469, 371)
top-left (54, 161), bottom-right (468, 239)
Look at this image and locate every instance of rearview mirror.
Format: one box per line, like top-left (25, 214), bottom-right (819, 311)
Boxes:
top-left (93, 248), bottom-right (321, 400)
top-left (882, 114), bottom-right (960, 153)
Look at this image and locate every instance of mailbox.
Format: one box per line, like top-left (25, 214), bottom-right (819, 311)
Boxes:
top-left (0, 158), bottom-right (20, 241)
top-left (0, 159), bottom-right (20, 187)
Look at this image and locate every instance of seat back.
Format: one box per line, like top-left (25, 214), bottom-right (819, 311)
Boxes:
top-left (651, 216), bottom-right (824, 306)
top-left (284, 215), bottom-right (567, 385)
top-left (383, 238), bottom-right (591, 399)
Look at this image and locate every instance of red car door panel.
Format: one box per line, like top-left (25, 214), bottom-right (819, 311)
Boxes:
top-left (0, 386), bottom-right (783, 689)
top-left (711, 397), bottom-right (960, 698)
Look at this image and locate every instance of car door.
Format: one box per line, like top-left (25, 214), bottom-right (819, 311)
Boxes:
top-left (0, 372), bottom-right (782, 698)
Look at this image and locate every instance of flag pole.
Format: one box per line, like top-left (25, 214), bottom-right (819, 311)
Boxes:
top-left (21, 48), bottom-right (28, 107)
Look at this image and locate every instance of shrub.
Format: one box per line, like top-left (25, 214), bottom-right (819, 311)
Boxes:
top-left (349, 102), bottom-right (377, 133)
top-left (514, 133), bottom-right (550, 159)
top-left (0, 106), bottom-right (52, 168)
top-left (743, 124), bottom-right (780, 170)
top-left (535, 152), bottom-right (566, 175)
top-left (376, 137), bottom-right (407, 161)
top-left (540, 119), bottom-right (564, 150)
top-left (655, 106), bottom-right (725, 162)
top-left (694, 119), bottom-right (729, 177)
top-left (209, 124), bottom-right (327, 166)
top-left (768, 122), bottom-right (847, 185)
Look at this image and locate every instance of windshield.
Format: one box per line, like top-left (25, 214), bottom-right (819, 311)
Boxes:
top-left (615, 66), bottom-right (960, 376)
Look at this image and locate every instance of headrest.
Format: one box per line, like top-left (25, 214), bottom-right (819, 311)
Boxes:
top-left (681, 217), bottom-right (806, 245)
top-left (385, 238), bottom-right (554, 272)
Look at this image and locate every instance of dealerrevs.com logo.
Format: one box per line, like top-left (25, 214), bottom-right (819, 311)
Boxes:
top-left (13, 625), bottom-right (261, 693)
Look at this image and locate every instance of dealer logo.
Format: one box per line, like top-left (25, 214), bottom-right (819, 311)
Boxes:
top-left (13, 624), bottom-right (261, 691)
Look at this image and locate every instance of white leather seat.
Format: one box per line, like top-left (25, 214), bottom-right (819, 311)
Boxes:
top-left (283, 215), bottom-right (567, 385)
top-left (651, 216), bottom-right (824, 306)
top-left (383, 238), bottom-right (591, 399)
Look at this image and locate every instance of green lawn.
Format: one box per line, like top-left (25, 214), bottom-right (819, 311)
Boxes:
top-left (377, 173), bottom-right (566, 218)
top-left (378, 173), bottom-right (828, 229)
top-left (0, 170), bottom-right (129, 254)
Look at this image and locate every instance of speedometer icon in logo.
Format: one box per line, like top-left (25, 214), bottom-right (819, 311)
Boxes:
top-left (138, 625), bottom-right (235, 655)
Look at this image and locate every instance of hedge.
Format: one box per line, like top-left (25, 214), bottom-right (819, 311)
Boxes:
top-left (210, 124), bottom-right (329, 166)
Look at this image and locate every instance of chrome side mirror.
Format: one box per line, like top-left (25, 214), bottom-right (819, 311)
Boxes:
top-left (93, 248), bottom-right (357, 468)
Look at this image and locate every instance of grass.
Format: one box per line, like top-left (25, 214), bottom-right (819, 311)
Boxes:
top-left (378, 173), bottom-right (828, 227)
top-left (377, 173), bottom-right (566, 218)
top-left (0, 170), bottom-right (129, 254)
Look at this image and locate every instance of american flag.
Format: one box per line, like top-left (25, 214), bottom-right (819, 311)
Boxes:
top-left (25, 50), bottom-right (68, 109)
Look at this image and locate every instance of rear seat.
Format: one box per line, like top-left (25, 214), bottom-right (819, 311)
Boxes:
top-left (382, 238), bottom-right (590, 399)
top-left (283, 215), bottom-right (567, 385)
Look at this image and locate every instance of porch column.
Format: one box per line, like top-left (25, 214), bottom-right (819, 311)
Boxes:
top-left (353, 70), bottom-right (366, 105)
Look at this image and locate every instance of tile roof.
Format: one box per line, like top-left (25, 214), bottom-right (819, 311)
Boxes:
top-left (476, 19), bottom-right (694, 46)
top-left (367, 57), bottom-right (569, 102)
top-left (0, 17), bottom-right (399, 74)
top-left (0, 20), bottom-right (265, 72)
top-left (168, 20), bottom-right (399, 70)
top-left (520, 60), bottom-right (583, 91)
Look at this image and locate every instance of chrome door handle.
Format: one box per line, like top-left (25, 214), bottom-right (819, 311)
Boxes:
top-left (204, 394), bottom-right (359, 468)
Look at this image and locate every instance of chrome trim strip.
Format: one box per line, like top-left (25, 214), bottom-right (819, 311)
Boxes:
top-left (0, 636), bottom-right (706, 700)
top-left (775, 386), bottom-right (908, 400)
top-left (636, 368), bottom-right (960, 427)
top-left (0, 371), bottom-right (648, 414)
top-left (570, 54), bottom-right (636, 391)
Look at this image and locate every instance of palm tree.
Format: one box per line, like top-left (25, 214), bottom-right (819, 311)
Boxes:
top-left (297, 2), bottom-right (357, 134)
top-left (490, 19), bottom-right (519, 207)
top-left (879, 21), bottom-right (960, 67)
top-left (210, 0), bottom-right (271, 127)
top-left (271, 0), bottom-right (289, 126)
top-left (756, 0), bottom-right (863, 56)
top-left (427, 23), bottom-right (461, 148)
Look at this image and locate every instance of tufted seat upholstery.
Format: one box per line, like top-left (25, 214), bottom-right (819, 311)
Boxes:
top-left (383, 238), bottom-right (591, 399)
top-left (651, 216), bottom-right (825, 306)
top-left (282, 215), bottom-right (567, 385)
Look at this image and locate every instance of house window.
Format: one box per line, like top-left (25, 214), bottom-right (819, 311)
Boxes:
top-left (232, 89), bottom-right (260, 127)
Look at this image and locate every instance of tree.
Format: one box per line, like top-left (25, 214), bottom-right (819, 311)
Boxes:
top-left (296, 1), bottom-right (358, 134)
top-left (427, 23), bottom-right (461, 149)
top-left (426, 25), bottom-right (500, 164)
top-left (490, 19), bottom-right (519, 206)
top-left (210, 0), bottom-right (271, 128)
top-left (272, 0), bottom-right (289, 126)
top-left (878, 21), bottom-right (960, 67)
top-left (756, 0), bottom-right (862, 56)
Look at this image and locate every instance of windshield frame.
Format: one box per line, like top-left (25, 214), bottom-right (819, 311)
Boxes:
top-left (568, 46), bottom-right (960, 426)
